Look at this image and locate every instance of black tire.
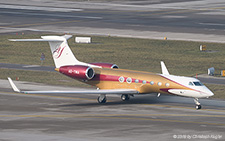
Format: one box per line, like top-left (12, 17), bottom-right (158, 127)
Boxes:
top-left (195, 105), bottom-right (202, 110)
top-left (97, 96), bottom-right (107, 103)
top-left (121, 94), bottom-right (130, 101)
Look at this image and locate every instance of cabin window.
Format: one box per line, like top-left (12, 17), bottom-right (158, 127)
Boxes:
top-left (165, 83), bottom-right (170, 87)
top-left (150, 81), bottom-right (154, 85)
top-left (119, 76), bottom-right (124, 83)
top-left (135, 79), bottom-right (139, 83)
top-left (142, 80), bottom-right (146, 84)
top-left (158, 82), bottom-right (162, 86)
top-left (126, 77), bottom-right (132, 84)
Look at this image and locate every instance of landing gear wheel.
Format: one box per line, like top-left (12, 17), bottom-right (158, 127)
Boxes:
top-left (97, 95), bottom-right (107, 104)
top-left (121, 94), bottom-right (130, 101)
top-left (194, 98), bottom-right (202, 110)
top-left (195, 105), bottom-right (202, 110)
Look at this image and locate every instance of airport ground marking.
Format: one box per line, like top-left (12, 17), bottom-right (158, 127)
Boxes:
top-left (1, 113), bottom-right (225, 118)
top-left (85, 6), bottom-right (225, 14)
top-left (1, 6), bottom-right (225, 29)
top-left (0, 20), bottom-right (81, 28)
top-left (143, 104), bottom-right (194, 110)
top-left (0, 91), bottom-right (97, 102)
top-left (143, 104), bottom-right (225, 113)
top-left (1, 91), bottom-right (225, 112)
top-left (139, 6), bottom-right (225, 17)
top-left (1, 114), bottom-right (225, 126)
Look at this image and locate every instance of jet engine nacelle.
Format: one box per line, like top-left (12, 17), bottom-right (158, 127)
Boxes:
top-left (90, 63), bottom-right (119, 69)
top-left (59, 65), bottom-right (95, 80)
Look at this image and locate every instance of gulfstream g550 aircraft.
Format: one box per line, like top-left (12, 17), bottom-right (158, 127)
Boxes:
top-left (8, 35), bottom-right (214, 110)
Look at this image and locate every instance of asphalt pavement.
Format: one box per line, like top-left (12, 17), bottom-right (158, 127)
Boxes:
top-left (1, 0), bottom-right (225, 42)
top-left (1, 0), bottom-right (225, 140)
top-left (0, 79), bottom-right (225, 141)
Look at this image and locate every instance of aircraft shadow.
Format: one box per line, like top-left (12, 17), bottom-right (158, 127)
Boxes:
top-left (58, 94), bottom-right (181, 107)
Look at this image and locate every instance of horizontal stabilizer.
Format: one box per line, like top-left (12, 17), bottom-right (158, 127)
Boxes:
top-left (9, 35), bottom-right (72, 42)
top-left (9, 39), bottom-right (62, 42)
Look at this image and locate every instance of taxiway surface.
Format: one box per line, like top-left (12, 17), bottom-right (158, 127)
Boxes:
top-left (0, 79), bottom-right (225, 141)
top-left (1, 0), bottom-right (225, 140)
top-left (1, 0), bottom-right (225, 42)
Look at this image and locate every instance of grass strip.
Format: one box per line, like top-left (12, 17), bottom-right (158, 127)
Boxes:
top-left (1, 34), bottom-right (225, 99)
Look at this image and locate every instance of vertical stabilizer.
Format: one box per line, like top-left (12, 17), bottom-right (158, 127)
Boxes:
top-left (9, 35), bottom-right (88, 68)
top-left (41, 35), bottom-right (79, 68)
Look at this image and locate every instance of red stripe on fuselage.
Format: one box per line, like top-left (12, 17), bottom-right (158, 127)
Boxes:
top-left (92, 73), bottom-right (147, 83)
top-left (92, 74), bottom-right (119, 81)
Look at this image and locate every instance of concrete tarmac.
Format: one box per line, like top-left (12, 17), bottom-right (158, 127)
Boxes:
top-left (0, 79), bottom-right (225, 141)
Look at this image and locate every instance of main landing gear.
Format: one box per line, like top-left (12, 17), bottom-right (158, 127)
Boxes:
top-left (194, 98), bottom-right (202, 110)
top-left (121, 94), bottom-right (130, 101)
top-left (97, 94), bottom-right (107, 104)
top-left (97, 94), bottom-right (133, 104)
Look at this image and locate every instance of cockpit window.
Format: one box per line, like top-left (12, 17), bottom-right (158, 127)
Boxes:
top-left (189, 82), bottom-right (194, 86)
top-left (189, 81), bottom-right (204, 86)
top-left (193, 81), bottom-right (204, 86)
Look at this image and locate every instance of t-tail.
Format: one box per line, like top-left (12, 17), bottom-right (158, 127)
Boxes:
top-left (9, 35), bottom-right (93, 68)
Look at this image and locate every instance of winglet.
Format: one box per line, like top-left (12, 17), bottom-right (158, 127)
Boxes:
top-left (7, 77), bottom-right (21, 92)
top-left (160, 61), bottom-right (170, 75)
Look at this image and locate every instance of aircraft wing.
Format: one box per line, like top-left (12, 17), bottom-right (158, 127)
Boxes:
top-left (8, 77), bottom-right (139, 94)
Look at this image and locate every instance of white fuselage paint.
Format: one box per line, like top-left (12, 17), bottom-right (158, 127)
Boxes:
top-left (161, 74), bottom-right (214, 98)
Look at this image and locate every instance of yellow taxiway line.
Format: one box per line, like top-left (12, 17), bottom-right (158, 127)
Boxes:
top-left (1, 91), bottom-right (97, 102)
top-left (1, 91), bottom-right (225, 126)
top-left (1, 113), bottom-right (225, 118)
top-left (0, 20), bottom-right (81, 28)
top-left (0, 113), bottom-right (225, 126)
top-left (2, 91), bottom-right (225, 112)
top-left (1, 6), bottom-right (225, 29)
top-left (144, 104), bottom-right (225, 113)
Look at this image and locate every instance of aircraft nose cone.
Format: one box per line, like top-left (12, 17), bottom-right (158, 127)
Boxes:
top-left (208, 91), bottom-right (214, 97)
top-left (204, 88), bottom-right (214, 97)
top-left (198, 86), bottom-right (214, 98)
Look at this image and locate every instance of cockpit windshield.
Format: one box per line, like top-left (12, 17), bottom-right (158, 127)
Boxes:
top-left (193, 81), bottom-right (204, 86)
top-left (189, 81), bottom-right (204, 86)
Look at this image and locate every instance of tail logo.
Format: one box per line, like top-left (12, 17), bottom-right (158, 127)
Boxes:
top-left (53, 46), bottom-right (66, 59)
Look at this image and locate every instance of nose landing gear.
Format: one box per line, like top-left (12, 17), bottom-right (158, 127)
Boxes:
top-left (194, 98), bottom-right (201, 110)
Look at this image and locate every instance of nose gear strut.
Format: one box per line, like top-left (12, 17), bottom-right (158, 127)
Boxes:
top-left (194, 98), bottom-right (201, 110)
